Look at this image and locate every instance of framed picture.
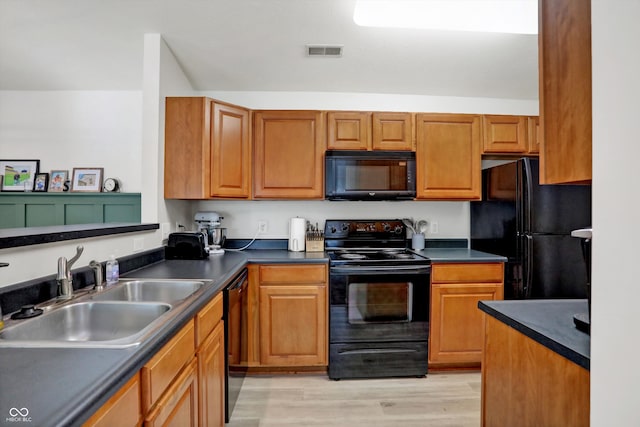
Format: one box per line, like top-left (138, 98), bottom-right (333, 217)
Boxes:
top-left (0, 160), bottom-right (39, 192)
top-left (34, 173), bottom-right (49, 192)
top-left (71, 167), bottom-right (104, 192)
top-left (48, 170), bottom-right (68, 192)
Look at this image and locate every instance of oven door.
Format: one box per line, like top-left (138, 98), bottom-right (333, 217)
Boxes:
top-left (329, 265), bottom-right (430, 344)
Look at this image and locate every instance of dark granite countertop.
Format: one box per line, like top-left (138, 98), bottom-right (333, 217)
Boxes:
top-left (0, 244), bottom-right (505, 426)
top-left (417, 247), bottom-right (507, 263)
top-left (478, 299), bottom-right (590, 370)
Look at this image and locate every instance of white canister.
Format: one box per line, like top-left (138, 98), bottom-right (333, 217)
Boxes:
top-left (411, 233), bottom-right (425, 251)
top-left (288, 217), bottom-right (306, 252)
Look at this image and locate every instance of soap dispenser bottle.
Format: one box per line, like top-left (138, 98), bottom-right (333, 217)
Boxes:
top-left (105, 255), bottom-right (119, 285)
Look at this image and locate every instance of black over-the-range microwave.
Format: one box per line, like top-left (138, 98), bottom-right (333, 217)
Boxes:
top-left (325, 150), bottom-right (416, 201)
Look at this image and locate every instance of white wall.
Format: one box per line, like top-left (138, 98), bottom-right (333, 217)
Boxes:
top-left (193, 200), bottom-right (468, 239)
top-left (591, 1), bottom-right (640, 425)
top-left (0, 91), bottom-right (142, 191)
top-left (203, 90), bottom-right (539, 115)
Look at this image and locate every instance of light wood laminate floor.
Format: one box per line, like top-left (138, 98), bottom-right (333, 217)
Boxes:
top-left (227, 372), bottom-right (481, 427)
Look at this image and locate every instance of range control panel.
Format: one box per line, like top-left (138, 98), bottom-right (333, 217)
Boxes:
top-left (324, 220), bottom-right (405, 239)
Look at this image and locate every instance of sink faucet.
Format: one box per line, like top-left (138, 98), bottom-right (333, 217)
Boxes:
top-left (89, 260), bottom-right (104, 291)
top-left (57, 245), bottom-right (84, 299)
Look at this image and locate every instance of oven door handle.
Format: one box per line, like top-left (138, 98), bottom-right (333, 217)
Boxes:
top-left (330, 265), bottom-right (431, 275)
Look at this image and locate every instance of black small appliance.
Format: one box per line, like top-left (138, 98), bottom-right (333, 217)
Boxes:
top-left (165, 232), bottom-right (208, 260)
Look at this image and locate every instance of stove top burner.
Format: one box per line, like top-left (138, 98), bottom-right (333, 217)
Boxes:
top-left (340, 253), bottom-right (367, 260)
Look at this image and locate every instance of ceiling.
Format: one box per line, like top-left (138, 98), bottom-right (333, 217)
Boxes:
top-left (0, 0), bottom-right (539, 99)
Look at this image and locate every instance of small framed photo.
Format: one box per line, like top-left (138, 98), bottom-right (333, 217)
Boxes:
top-left (48, 170), bottom-right (68, 192)
top-left (0, 160), bottom-right (40, 192)
top-left (71, 167), bottom-right (104, 192)
top-left (34, 173), bottom-right (49, 192)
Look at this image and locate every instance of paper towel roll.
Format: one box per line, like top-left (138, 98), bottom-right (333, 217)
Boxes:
top-left (289, 217), bottom-right (306, 252)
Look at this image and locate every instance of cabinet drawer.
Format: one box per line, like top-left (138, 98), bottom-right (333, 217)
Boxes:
top-left (195, 292), bottom-right (223, 347)
top-left (431, 263), bottom-right (504, 283)
top-left (83, 373), bottom-right (141, 427)
top-left (141, 320), bottom-right (195, 413)
top-left (259, 264), bottom-right (327, 285)
top-left (144, 358), bottom-right (198, 427)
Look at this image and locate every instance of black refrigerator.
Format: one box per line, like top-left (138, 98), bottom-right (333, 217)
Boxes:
top-left (470, 158), bottom-right (591, 299)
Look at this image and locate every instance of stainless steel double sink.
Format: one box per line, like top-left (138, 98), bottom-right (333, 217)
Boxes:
top-left (0, 279), bottom-right (207, 348)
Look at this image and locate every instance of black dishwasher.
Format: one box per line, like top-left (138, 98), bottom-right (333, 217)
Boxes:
top-left (223, 268), bottom-right (247, 422)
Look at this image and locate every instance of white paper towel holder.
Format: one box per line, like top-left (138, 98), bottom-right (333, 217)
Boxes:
top-left (289, 217), bottom-right (306, 252)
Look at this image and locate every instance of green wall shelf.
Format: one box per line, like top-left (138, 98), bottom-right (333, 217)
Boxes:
top-left (0, 193), bottom-right (142, 229)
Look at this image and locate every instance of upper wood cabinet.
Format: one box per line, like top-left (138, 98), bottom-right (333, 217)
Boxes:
top-left (164, 97), bottom-right (251, 199)
top-left (372, 112), bottom-right (413, 150)
top-left (253, 110), bottom-right (325, 199)
top-left (327, 111), bottom-right (370, 150)
top-left (415, 113), bottom-right (481, 200)
top-left (539, 0), bottom-right (592, 184)
top-left (327, 111), bottom-right (413, 151)
top-left (211, 103), bottom-right (251, 198)
top-left (482, 115), bottom-right (528, 154)
top-left (527, 116), bottom-right (540, 154)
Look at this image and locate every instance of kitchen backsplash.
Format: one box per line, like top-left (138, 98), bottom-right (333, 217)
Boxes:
top-left (192, 200), bottom-right (469, 239)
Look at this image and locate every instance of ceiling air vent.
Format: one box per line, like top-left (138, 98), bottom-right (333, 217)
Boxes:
top-left (306, 45), bottom-right (343, 57)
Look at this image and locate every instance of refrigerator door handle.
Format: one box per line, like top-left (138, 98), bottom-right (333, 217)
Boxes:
top-left (522, 158), bottom-right (533, 233)
top-left (524, 235), bottom-right (533, 298)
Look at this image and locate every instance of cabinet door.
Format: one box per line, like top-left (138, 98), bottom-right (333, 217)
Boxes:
top-left (253, 110), bottom-right (325, 199)
top-left (372, 112), bottom-right (413, 150)
top-left (210, 103), bottom-right (251, 198)
top-left (327, 111), bottom-right (371, 150)
top-left (429, 282), bottom-right (503, 366)
top-left (197, 321), bottom-right (225, 427)
top-left (83, 373), bottom-right (141, 427)
top-left (144, 359), bottom-right (198, 427)
top-left (539, 0), bottom-right (592, 183)
top-left (259, 285), bottom-right (327, 366)
top-left (527, 116), bottom-right (540, 154)
top-left (482, 115), bottom-right (527, 154)
top-left (415, 113), bottom-right (481, 200)
top-left (164, 97), bottom-right (211, 199)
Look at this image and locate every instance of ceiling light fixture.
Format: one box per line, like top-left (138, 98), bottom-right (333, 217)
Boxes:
top-left (353, 0), bottom-right (538, 35)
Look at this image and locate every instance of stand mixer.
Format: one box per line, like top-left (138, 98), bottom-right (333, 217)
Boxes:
top-left (195, 212), bottom-right (226, 255)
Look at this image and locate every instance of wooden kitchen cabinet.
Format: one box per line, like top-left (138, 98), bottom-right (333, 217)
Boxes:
top-left (195, 293), bottom-right (225, 427)
top-left (482, 315), bottom-right (589, 426)
top-left (197, 321), bottom-right (225, 427)
top-left (429, 263), bottom-right (504, 368)
top-left (253, 110), bottom-right (325, 199)
top-left (327, 111), bottom-right (413, 151)
top-left (415, 113), bottom-right (482, 200)
top-left (254, 264), bottom-right (328, 367)
top-left (539, 0), bottom-right (592, 184)
top-left (481, 115), bottom-right (528, 154)
top-left (83, 373), bottom-right (141, 427)
top-left (144, 358), bottom-right (199, 427)
top-left (164, 97), bottom-right (251, 199)
top-left (327, 111), bottom-right (371, 150)
top-left (527, 116), bottom-right (540, 154)
top-left (141, 320), bottom-right (195, 414)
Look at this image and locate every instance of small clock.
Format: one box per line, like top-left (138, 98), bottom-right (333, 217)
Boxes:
top-left (103, 178), bottom-right (120, 192)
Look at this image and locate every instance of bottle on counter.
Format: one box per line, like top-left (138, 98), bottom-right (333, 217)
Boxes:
top-left (105, 255), bottom-right (119, 285)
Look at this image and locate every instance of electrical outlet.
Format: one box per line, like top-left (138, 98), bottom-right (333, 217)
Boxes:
top-left (430, 221), bottom-right (439, 234)
top-left (258, 220), bottom-right (268, 234)
top-left (161, 223), bottom-right (170, 239)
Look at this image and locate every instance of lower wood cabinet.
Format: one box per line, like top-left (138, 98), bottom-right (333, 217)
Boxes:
top-left (87, 293), bottom-right (225, 427)
top-left (482, 315), bottom-right (589, 426)
top-left (246, 263), bottom-right (328, 368)
top-left (83, 373), bottom-right (141, 427)
top-left (429, 263), bottom-right (504, 368)
top-left (197, 321), bottom-right (225, 427)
